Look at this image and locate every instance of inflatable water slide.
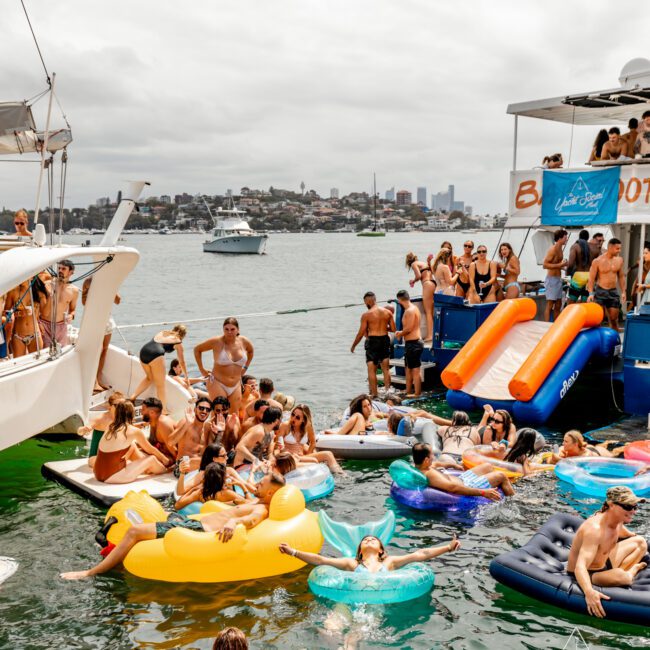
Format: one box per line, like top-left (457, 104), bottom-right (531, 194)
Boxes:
top-left (441, 299), bottom-right (619, 425)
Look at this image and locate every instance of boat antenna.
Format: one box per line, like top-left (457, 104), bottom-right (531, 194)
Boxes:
top-left (202, 196), bottom-right (216, 227)
top-left (20, 0), bottom-right (51, 86)
top-left (373, 172), bottom-right (377, 231)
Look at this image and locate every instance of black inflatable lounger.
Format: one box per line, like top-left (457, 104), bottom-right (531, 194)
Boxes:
top-left (489, 512), bottom-right (650, 626)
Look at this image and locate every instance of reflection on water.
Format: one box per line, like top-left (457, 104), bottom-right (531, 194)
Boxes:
top-left (1, 234), bottom-right (648, 648)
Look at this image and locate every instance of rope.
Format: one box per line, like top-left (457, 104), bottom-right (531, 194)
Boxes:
top-left (567, 106), bottom-right (576, 168)
top-left (115, 300), bottom-right (389, 331)
top-left (20, 0), bottom-right (50, 86)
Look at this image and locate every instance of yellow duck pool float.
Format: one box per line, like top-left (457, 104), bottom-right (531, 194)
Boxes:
top-left (103, 485), bottom-right (323, 583)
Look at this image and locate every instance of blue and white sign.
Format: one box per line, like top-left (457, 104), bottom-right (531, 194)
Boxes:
top-left (541, 167), bottom-right (620, 226)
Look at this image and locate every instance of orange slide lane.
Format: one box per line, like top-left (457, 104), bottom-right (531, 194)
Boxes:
top-left (441, 298), bottom-right (537, 391)
top-left (508, 302), bottom-right (604, 402)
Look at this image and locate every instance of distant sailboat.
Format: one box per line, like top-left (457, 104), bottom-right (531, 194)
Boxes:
top-left (357, 173), bottom-right (386, 237)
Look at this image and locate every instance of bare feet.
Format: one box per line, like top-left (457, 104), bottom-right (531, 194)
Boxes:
top-left (630, 561), bottom-right (647, 579)
top-left (60, 570), bottom-right (92, 580)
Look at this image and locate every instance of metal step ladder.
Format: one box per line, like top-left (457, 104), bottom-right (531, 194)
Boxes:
top-left (388, 357), bottom-right (436, 385)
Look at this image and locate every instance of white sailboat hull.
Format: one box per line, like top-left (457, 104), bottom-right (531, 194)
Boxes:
top-left (203, 233), bottom-right (268, 254)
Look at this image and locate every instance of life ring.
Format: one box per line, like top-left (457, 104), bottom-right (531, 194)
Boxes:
top-left (624, 441), bottom-right (650, 465)
top-left (389, 459), bottom-right (499, 512)
top-left (104, 485), bottom-right (323, 582)
top-left (554, 457), bottom-right (650, 498)
top-left (308, 562), bottom-right (434, 604)
top-left (462, 445), bottom-right (553, 479)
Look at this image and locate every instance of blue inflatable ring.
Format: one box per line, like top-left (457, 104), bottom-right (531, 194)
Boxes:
top-left (389, 459), bottom-right (499, 511)
top-left (308, 562), bottom-right (434, 604)
top-left (555, 457), bottom-right (650, 498)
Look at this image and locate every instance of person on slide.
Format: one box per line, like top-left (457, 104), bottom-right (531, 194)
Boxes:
top-left (279, 532), bottom-right (460, 573)
top-left (566, 486), bottom-right (647, 618)
top-left (413, 443), bottom-right (514, 501)
top-left (60, 473), bottom-right (286, 580)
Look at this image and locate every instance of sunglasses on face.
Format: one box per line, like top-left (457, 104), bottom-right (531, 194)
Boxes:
top-left (615, 502), bottom-right (637, 512)
top-left (197, 406), bottom-right (211, 413)
top-left (213, 408), bottom-right (225, 414)
top-left (488, 417), bottom-right (504, 424)
top-left (15, 222), bottom-right (26, 226)
top-left (478, 250), bottom-right (487, 254)
top-left (464, 244), bottom-right (473, 248)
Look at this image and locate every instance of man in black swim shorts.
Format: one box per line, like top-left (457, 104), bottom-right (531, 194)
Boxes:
top-left (395, 290), bottom-right (424, 397)
top-left (350, 291), bottom-right (395, 397)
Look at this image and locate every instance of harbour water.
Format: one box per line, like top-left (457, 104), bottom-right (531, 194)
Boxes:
top-left (1, 233), bottom-right (648, 649)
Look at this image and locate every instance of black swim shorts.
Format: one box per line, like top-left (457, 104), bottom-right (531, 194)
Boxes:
top-left (155, 512), bottom-right (204, 538)
top-left (365, 335), bottom-right (390, 365)
top-left (594, 285), bottom-right (621, 310)
top-left (404, 339), bottom-right (424, 369)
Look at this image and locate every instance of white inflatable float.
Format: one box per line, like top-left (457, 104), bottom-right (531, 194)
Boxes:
top-left (0, 557), bottom-right (18, 585)
top-left (315, 433), bottom-right (417, 460)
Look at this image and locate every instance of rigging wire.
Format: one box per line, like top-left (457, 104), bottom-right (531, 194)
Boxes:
top-left (20, 0), bottom-right (50, 86)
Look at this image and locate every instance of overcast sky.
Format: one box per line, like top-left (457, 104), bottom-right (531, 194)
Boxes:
top-left (1, 0), bottom-right (647, 213)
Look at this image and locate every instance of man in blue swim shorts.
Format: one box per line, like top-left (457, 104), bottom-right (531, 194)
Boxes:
top-left (412, 443), bottom-right (515, 500)
top-left (61, 473), bottom-right (286, 580)
top-left (566, 486), bottom-right (647, 619)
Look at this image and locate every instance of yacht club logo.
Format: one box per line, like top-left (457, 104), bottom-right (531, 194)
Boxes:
top-left (553, 176), bottom-right (605, 216)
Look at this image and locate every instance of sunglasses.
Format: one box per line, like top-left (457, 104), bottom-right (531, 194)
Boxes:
top-left (196, 406), bottom-right (211, 413)
top-left (15, 222), bottom-right (26, 226)
top-left (488, 417), bottom-right (504, 424)
top-left (213, 407), bottom-right (225, 414)
top-left (464, 244), bottom-right (473, 248)
top-left (477, 250), bottom-right (487, 254)
top-left (615, 502), bottom-right (638, 512)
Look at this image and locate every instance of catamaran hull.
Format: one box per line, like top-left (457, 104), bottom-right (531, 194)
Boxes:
top-left (203, 235), bottom-right (267, 254)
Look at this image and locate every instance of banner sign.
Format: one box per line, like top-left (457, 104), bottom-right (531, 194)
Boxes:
top-left (508, 164), bottom-right (650, 227)
top-left (541, 167), bottom-right (620, 226)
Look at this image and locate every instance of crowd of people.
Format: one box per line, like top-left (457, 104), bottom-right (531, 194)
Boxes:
top-left (588, 112), bottom-right (650, 162)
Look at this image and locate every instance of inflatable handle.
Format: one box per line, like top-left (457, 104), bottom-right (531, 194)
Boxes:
top-left (441, 298), bottom-right (537, 391)
top-left (164, 524), bottom-right (248, 561)
top-left (509, 303), bottom-right (604, 402)
top-left (269, 484), bottom-right (306, 521)
top-left (318, 510), bottom-right (396, 557)
top-left (389, 459), bottom-right (428, 489)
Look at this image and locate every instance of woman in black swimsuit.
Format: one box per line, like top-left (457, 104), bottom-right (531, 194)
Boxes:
top-left (479, 406), bottom-right (517, 447)
top-left (469, 245), bottom-right (498, 304)
top-left (130, 324), bottom-right (188, 413)
top-left (455, 241), bottom-right (474, 299)
top-left (438, 411), bottom-right (480, 465)
top-left (405, 251), bottom-right (435, 342)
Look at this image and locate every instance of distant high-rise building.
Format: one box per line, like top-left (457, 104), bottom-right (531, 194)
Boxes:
top-left (96, 197), bottom-right (110, 207)
top-left (451, 200), bottom-right (464, 213)
top-left (416, 187), bottom-right (427, 206)
top-left (300, 181), bottom-right (306, 195)
top-left (160, 195), bottom-right (172, 204)
top-left (464, 205), bottom-right (473, 216)
top-left (396, 190), bottom-right (412, 206)
top-left (385, 187), bottom-right (395, 201)
top-left (330, 188), bottom-right (339, 199)
top-left (431, 184), bottom-right (455, 212)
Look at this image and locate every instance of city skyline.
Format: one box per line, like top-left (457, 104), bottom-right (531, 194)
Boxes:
top-left (0, 1), bottom-right (642, 212)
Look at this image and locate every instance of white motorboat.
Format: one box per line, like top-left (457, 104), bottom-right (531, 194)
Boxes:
top-left (203, 198), bottom-right (268, 254)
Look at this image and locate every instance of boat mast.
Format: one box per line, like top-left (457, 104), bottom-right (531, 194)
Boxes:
top-left (373, 172), bottom-right (377, 231)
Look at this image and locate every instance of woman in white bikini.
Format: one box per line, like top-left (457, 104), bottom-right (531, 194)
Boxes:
top-left (194, 317), bottom-right (254, 415)
top-left (278, 404), bottom-right (343, 474)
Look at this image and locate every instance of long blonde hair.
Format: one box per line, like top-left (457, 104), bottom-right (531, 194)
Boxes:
top-left (405, 252), bottom-right (418, 268)
top-left (432, 248), bottom-right (451, 273)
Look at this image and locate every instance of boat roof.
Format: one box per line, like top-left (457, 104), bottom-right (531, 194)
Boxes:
top-left (215, 219), bottom-right (252, 230)
top-left (507, 85), bottom-right (650, 125)
top-left (0, 245), bottom-right (138, 296)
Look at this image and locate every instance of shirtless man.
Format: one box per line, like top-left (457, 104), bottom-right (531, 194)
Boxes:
top-left (395, 289), bottom-right (423, 397)
top-left (239, 375), bottom-right (259, 418)
top-left (140, 397), bottom-right (176, 462)
top-left (168, 398), bottom-right (212, 473)
top-left (566, 230), bottom-right (592, 304)
top-left (256, 378), bottom-right (282, 411)
top-left (621, 118), bottom-right (638, 158)
top-left (350, 291), bottom-right (395, 398)
top-left (412, 442), bottom-right (513, 500)
top-left (543, 229), bottom-right (568, 322)
top-left (600, 127), bottom-right (627, 160)
top-left (202, 396), bottom-right (240, 448)
top-left (566, 486), bottom-right (647, 618)
top-left (634, 110), bottom-right (650, 157)
top-left (242, 399), bottom-right (269, 434)
top-left (40, 259), bottom-right (79, 348)
top-left (13, 209), bottom-right (32, 237)
top-left (60, 472), bottom-right (286, 580)
top-left (587, 237), bottom-right (626, 329)
top-left (589, 232), bottom-right (605, 261)
top-left (233, 406), bottom-right (282, 469)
